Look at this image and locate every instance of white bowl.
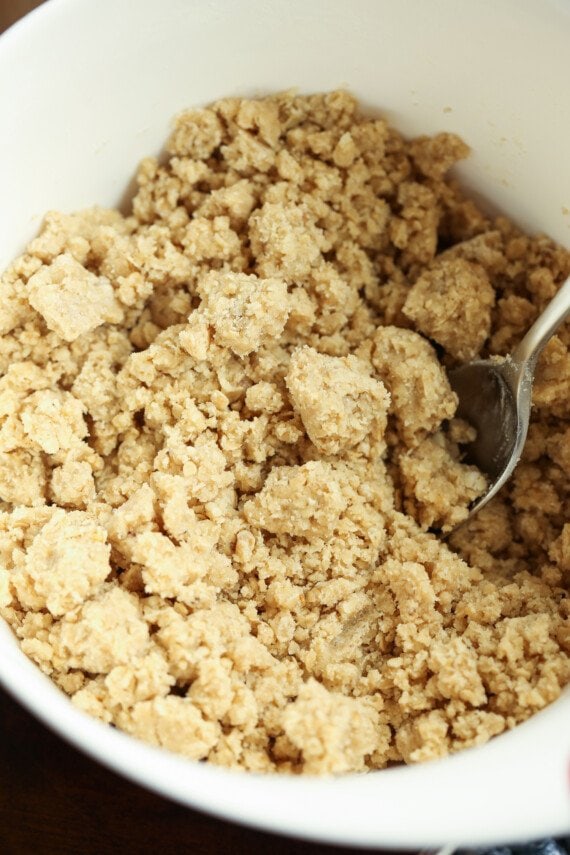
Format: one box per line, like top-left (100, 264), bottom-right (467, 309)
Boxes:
top-left (0, 0), bottom-right (569, 848)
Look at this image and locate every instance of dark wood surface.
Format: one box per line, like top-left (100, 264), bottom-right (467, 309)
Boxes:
top-left (0, 3), bottom-right (395, 852)
top-left (0, 0), bottom-right (42, 33)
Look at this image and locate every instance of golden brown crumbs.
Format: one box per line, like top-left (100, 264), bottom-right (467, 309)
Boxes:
top-left (0, 90), bottom-right (569, 775)
top-left (403, 257), bottom-right (496, 361)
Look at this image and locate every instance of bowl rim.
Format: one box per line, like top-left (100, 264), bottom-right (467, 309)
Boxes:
top-left (0, 0), bottom-right (569, 848)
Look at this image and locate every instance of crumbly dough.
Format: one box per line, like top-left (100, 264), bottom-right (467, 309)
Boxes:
top-left (26, 253), bottom-right (122, 342)
top-left (286, 346), bottom-right (390, 455)
top-left (403, 257), bottom-right (496, 361)
top-left (0, 90), bottom-right (568, 775)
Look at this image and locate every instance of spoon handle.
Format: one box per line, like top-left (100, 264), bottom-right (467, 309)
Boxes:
top-left (511, 275), bottom-right (570, 370)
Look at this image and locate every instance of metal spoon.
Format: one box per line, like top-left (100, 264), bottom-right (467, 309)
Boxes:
top-left (448, 275), bottom-right (570, 519)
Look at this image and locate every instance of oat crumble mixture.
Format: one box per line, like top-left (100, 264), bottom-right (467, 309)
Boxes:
top-left (1, 91), bottom-right (569, 774)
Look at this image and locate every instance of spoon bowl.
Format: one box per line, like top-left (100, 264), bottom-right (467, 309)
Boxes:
top-left (449, 275), bottom-right (570, 519)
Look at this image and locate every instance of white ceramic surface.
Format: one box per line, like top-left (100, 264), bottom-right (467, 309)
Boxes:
top-left (0, 0), bottom-right (569, 848)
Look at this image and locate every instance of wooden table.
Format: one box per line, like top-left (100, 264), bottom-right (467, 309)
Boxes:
top-left (0, 3), bottom-right (400, 852)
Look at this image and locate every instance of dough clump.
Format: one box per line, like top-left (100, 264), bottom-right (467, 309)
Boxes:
top-left (1, 91), bottom-right (568, 774)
